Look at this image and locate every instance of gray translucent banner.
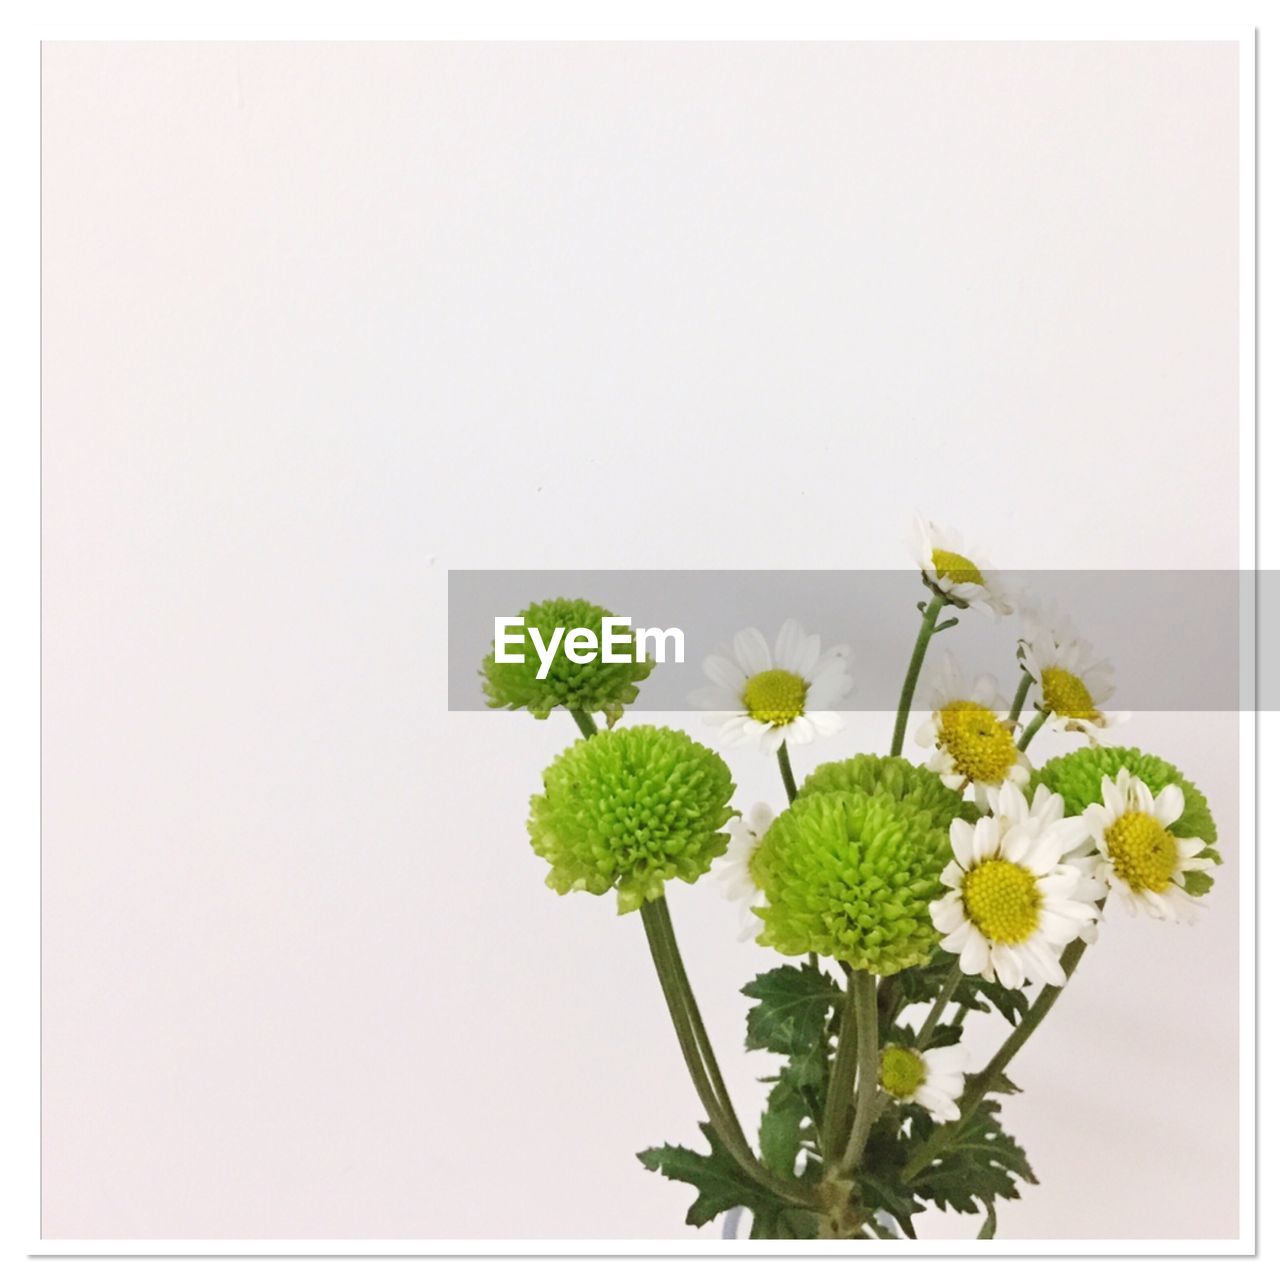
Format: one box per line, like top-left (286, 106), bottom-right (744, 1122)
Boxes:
top-left (448, 570), bottom-right (1264, 712)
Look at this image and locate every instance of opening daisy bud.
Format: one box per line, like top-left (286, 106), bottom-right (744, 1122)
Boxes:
top-left (1040, 668), bottom-right (1099, 720)
top-left (930, 549), bottom-right (984, 586)
top-left (689, 619), bottom-right (853, 752)
top-left (910, 517), bottom-right (1012, 616)
top-left (481, 597), bottom-right (653, 725)
top-left (1018, 608), bottom-right (1123, 739)
top-left (1030, 745), bottom-right (1220, 900)
top-left (751, 791), bottom-right (952, 975)
top-left (1078, 768), bottom-right (1215, 922)
top-left (879, 1044), bottom-right (927, 1099)
top-left (878, 1043), bottom-right (966, 1122)
top-left (527, 726), bottom-right (734, 914)
top-left (916, 654), bottom-right (1029, 808)
top-left (931, 781), bottom-right (1099, 988)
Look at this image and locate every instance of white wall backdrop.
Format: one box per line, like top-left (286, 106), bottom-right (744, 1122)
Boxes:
top-left (41, 41), bottom-right (1241, 1239)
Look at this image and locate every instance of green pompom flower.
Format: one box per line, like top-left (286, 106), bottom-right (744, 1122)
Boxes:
top-left (482, 598), bottom-right (653, 725)
top-left (752, 791), bottom-right (952, 974)
top-left (797, 753), bottom-right (980, 828)
top-left (528, 726), bottom-right (735, 914)
top-left (1031, 745), bottom-right (1220, 895)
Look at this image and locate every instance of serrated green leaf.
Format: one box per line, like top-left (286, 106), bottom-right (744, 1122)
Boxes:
top-left (759, 1083), bottom-right (808, 1177)
top-left (908, 1099), bottom-right (1037, 1216)
top-left (964, 976), bottom-right (1030, 1026)
top-left (637, 1124), bottom-right (772, 1228)
top-left (985, 1071), bottom-right (1021, 1095)
top-left (1182, 869), bottom-right (1216, 897)
top-left (742, 964), bottom-right (839, 1056)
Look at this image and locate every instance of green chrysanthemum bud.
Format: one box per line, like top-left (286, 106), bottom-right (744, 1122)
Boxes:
top-left (1031, 745), bottom-right (1220, 894)
top-left (481, 598), bottom-right (653, 725)
top-left (752, 791), bottom-right (952, 974)
top-left (797, 753), bottom-right (980, 827)
top-left (528, 726), bottom-right (735, 914)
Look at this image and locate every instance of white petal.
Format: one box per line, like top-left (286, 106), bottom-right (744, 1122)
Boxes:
top-left (1153, 784), bottom-right (1186, 828)
top-left (689, 686), bottom-right (742, 711)
top-left (949, 818), bottom-right (976, 867)
top-left (703, 653), bottom-right (747, 692)
top-left (931, 893), bottom-right (966, 932)
top-left (991, 945), bottom-right (1024, 989)
top-left (959, 929), bottom-right (990, 975)
top-left (732, 627), bottom-right (772, 677)
top-left (807, 710), bottom-right (844, 737)
top-left (773, 619), bottom-right (805, 673)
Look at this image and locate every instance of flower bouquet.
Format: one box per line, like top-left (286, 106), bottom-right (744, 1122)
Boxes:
top-left (481, 521), bottom-right (1222, 1240)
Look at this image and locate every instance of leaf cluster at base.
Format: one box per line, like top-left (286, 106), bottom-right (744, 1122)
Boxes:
top-left (636, 961), bottom-right (1037, 1238)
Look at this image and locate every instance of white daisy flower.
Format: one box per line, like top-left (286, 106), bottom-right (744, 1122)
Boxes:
top-left (1075, 769), bottom-right (1213, 923)
top-left (915, 653), bottom-right (1029, 809)
top-left (910, 517), bottom-right (1013, 617)
top-left (930, 781), bottom-right (1099, 989)
top-left (878, 1043), bottom-right (967, 1123)
top-left (689, 620), bottom-right (853, 752)
top-left (1019, 609), bottom-right (1127, 742)
top-left (714, 802), bottom-right (774, 941)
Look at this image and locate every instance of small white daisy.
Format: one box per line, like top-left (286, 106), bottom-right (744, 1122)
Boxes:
top-left (915, 653), bottom-right (1029, 809)
top-left (715, 802), bottom-right (774, 941)
top-left (930, 781), bottom-right (1099, 989)
top-left (1075, 769), bottom-right (1212, 923)
top-left (689, 620), bottom-right (853, 752)
top-left (1019, 609), bottom-right (1127, 742)
top-left (878, 1043), bottom-right (967, 1123)
top-left (910, 517), bottom-right (1013, 617)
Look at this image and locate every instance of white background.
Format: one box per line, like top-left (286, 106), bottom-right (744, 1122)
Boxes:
top-left (40, 39), bottom-right (1242, 1241)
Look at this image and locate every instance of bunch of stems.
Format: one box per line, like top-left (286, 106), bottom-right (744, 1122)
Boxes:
top-left (573, 580), bottom-right (1076, 1228)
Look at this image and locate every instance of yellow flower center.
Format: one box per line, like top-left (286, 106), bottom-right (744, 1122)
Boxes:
top-left (879, 1045), bottom-right (926, 1100)
top-left (1105, 810), bottom-right (1179, 894)
top-left (1041, 666), bottom-right (1100, 721)
top-left (931, 549), bottom-right (985, 586)
top-left (937, 701), bottom-right (1019, 784)
top-left (962, 858), bottom-right (1043, 944)
top-left (742, 669), bottom-right (808, 725)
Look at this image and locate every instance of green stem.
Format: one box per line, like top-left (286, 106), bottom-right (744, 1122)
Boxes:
top-left (1008, 671), bottom-right (1033, 724)
top-left (1016, 708), bottom-right (1048, 752)
top-left (640, 900), bottom-right (812, 1207)
top-left (776, 741), bottom-right (798, 803)
top-left (821, 975), bottom-right (861, 1159)
top-left (901, 938), bottom-right (1088, 1182)
top-left (649, 897), bottom-right (743, 1146)
top-left (915, 960), bottom-right (961, 1049)
top-left (839, 971), bottom-right (881, 1172)
top-left (890, 596), bottom-right (945, 756)
top-left (569, 706), bottom-right (598, 738)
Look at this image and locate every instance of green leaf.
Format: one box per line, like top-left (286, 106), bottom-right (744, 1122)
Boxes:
top-left (856, 1108), bottom-right (926, 1237)
top-left (890, 951), bottom-right (1029, 1027)
top-left (742, 964), bottom-right (839, 1056)
top-left (638, 1124), bottom-right (771, 1228)
top-left (1182, 869), bottom-right (1216, 897)
top-left (963, 976), bottom-right (1031, 1027)
top-left (758, 1083), bottom-right (808, 1177)
top-left (909, 1099), bottom-right (1037, 1216)
top-left (984, 1071), bottom-right (1021, 1096)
